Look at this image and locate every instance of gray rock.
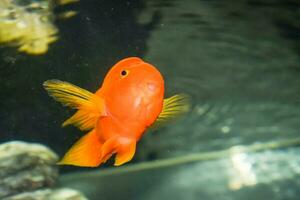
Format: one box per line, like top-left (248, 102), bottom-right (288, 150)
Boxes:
top-left (0, 141), bottom-right (59, 198)
top-left (3, 188), bottom-right (88, 200)
top-left (0, 141), bottom-right (89, 199)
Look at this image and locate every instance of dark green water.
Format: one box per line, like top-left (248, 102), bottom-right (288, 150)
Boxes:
top-left (1, 0), bottom-right (300, 199)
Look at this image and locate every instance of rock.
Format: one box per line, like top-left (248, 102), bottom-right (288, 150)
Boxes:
top-left (0, 141), bottom-right (89, 199)
top-left (0, 141), bottom-right (59, 198)
top-left (0, 141), bottom-right (58, 176)
top-left (3, 188), bottom-right (88, 200)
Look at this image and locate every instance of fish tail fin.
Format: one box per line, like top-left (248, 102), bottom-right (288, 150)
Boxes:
top-left (43, 79), bottom-right (105, 130)
top-left (58, 130), bottom-right (103, 167)
top-left (99, 137), bottom-right (136, 166)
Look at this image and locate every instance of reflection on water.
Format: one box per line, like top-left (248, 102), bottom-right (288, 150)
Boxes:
top-left (229, 147), bottom-right (257, 190)
top-left (136, 0), bottom-right (300, 161)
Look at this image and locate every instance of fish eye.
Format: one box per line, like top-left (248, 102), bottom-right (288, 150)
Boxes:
top-left (120, 70), bottom-right (129, 78)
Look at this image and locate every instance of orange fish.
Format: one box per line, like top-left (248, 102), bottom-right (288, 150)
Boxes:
top-left (43, 57), bottom-right (188, 167)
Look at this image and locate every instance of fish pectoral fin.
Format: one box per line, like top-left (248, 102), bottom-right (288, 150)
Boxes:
top-left (114, 139), bottom-right (136, 166)
top-left (43, 79), bottom-right (106, 130)
top-left (62, 109), bottom-right (100, 131)
top-left (153, 94), bottom-right (190, 128)
top-left (58, 130), bottom-right (102, 167)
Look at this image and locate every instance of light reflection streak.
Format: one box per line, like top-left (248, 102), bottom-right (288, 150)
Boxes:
top-left (229, 146), bottom-right (257, 190)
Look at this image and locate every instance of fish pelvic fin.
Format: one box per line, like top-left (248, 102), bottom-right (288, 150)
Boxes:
top-left (58, 130), bottom-right (102, 167)
top-left (43, 79), bottom-right (106, 131)
top-left (153, 94), bottom-right (190, 127)
top-left (114, 139), bottom-right (136, 166)
top-left (99, 137), bottom-right (136, 166)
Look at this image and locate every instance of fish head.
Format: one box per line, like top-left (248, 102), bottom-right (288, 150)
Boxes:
top-left (102, 57), bottom-right (165, 122)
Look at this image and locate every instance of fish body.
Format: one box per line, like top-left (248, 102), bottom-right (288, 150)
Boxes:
top-left (44, 57), bottom-right (188, 167)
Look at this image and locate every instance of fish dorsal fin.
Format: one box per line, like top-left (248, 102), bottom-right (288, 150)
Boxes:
top-left (153, 94), bottom-right (190, 127)
top-left (43, 80), bottom-right (106, 131)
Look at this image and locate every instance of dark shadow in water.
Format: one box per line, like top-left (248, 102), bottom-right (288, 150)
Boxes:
top-left (275, 20), bottom-right (300, 56)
